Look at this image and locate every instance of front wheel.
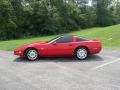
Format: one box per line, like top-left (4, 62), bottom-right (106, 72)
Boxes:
top-left (25, 48), bottom-right (39, 61)
top-left (75, 47), bottom-right (88, 60)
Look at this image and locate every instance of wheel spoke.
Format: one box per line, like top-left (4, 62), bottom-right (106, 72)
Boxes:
top-left (27, 49), bottom-right (38, 60)
top-left (77, 48), bottom-right (87, 59)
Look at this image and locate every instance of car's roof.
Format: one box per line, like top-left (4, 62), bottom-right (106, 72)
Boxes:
top-left (61, 35), bottom-right (90, 40)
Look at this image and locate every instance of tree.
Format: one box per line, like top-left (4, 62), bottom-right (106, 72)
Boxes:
top-left (115, 0), bottom-right (120, 22)
top-left (0, 0), bottom-right (17, 40)
top-left (0, 0), bottom-right (120, 40)
top-left (93, 0), bottom-right (115, 26)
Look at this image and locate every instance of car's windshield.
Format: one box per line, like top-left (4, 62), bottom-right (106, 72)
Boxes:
top-left (47, 36), bottom-right (62, 43)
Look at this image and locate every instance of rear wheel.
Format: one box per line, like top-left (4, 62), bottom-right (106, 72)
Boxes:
top-left (25, 48), bottom-right (39, 61)
top-left (75, 47), bottom-right (88, 60)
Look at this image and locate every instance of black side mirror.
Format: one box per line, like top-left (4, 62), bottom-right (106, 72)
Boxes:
top-left (52, 42), bottom-right (57, 45)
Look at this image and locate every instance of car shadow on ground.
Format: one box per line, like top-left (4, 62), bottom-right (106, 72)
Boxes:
top-left (14, 55), bottom-right (104, 63)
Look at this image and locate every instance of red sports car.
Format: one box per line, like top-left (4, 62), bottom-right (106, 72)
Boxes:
top-left (14, 35), bottom-right (102, 61)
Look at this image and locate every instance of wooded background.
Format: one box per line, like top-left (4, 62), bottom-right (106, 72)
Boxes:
top-left (0, 0), bottom-right (120, 40)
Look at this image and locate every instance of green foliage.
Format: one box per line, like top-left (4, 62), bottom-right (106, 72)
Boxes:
top-left (0, 0), bottom-right (17, 40)
top-left (0, 24), bottom-right (120, 51)
top-left (0, 0), bottom-right (120, 40)
top-left (93, 0), bottom-right (119, 26)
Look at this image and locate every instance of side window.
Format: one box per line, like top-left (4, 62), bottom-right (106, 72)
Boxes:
top-left (76, 37), bottom-right (88, 41)
top-left (55, 36), bottom-right (73, 43)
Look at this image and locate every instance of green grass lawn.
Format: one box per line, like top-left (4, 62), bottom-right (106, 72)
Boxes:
top-left (0, 24), bottom-right (120, 51)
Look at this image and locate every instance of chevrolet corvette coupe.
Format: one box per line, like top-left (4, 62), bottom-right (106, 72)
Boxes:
top-left (14, 35), bottom-right (102, 61)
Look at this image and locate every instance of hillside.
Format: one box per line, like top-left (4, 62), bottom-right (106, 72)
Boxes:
top-left (0, 24), bottom-right (120, 51)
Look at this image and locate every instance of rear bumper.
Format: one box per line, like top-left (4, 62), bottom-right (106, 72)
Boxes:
top-left (90, 47), bottom-right (102, 54)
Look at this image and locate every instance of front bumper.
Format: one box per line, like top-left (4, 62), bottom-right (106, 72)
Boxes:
top-left (14, 50), bottom-right (24, 57)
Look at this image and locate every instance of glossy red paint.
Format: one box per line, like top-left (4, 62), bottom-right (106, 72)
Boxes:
top-left (14, 35), bottom-right (102, 58)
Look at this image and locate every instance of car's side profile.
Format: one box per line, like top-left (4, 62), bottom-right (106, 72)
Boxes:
top-left (14, 35), bottom-right (102, 61)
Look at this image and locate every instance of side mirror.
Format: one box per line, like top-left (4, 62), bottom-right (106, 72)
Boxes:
top-left (52, 42), bottom-right (57, 45)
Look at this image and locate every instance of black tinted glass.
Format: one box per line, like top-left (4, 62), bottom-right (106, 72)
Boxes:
top-left (76, 37), bottom-right (88, 41)
top-left (56, 36), bottom-right (73, 43)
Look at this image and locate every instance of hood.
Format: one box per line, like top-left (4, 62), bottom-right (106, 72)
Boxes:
top-left (26, 41), bottom-right (47, 46)
top-left (15, 41), bottom-right (47, 51)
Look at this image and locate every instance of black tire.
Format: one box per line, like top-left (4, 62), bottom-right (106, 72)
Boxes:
top-left (25, 48), bottom-right (39, 61)
top-left (75, 47), bottom-right (88, 60)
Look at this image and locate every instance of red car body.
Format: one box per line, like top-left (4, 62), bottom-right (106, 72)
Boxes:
top-left (14, 35), bottom-right (102, 58)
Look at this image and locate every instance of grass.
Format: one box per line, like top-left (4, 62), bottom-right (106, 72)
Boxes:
top-left (0, 24), bottom-right (120, 51)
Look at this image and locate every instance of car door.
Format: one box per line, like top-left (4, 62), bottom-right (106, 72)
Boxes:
top-left (46, 35), bottom-right (74, 57)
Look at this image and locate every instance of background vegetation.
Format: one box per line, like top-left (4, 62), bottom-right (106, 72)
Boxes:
top-left (0, 0), bottom-right (120, 40)
top-left (0, 24), bottom-right (120, 51)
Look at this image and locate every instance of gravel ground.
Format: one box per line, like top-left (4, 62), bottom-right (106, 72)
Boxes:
top-left (0, 49), bottom-right (120, 90)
